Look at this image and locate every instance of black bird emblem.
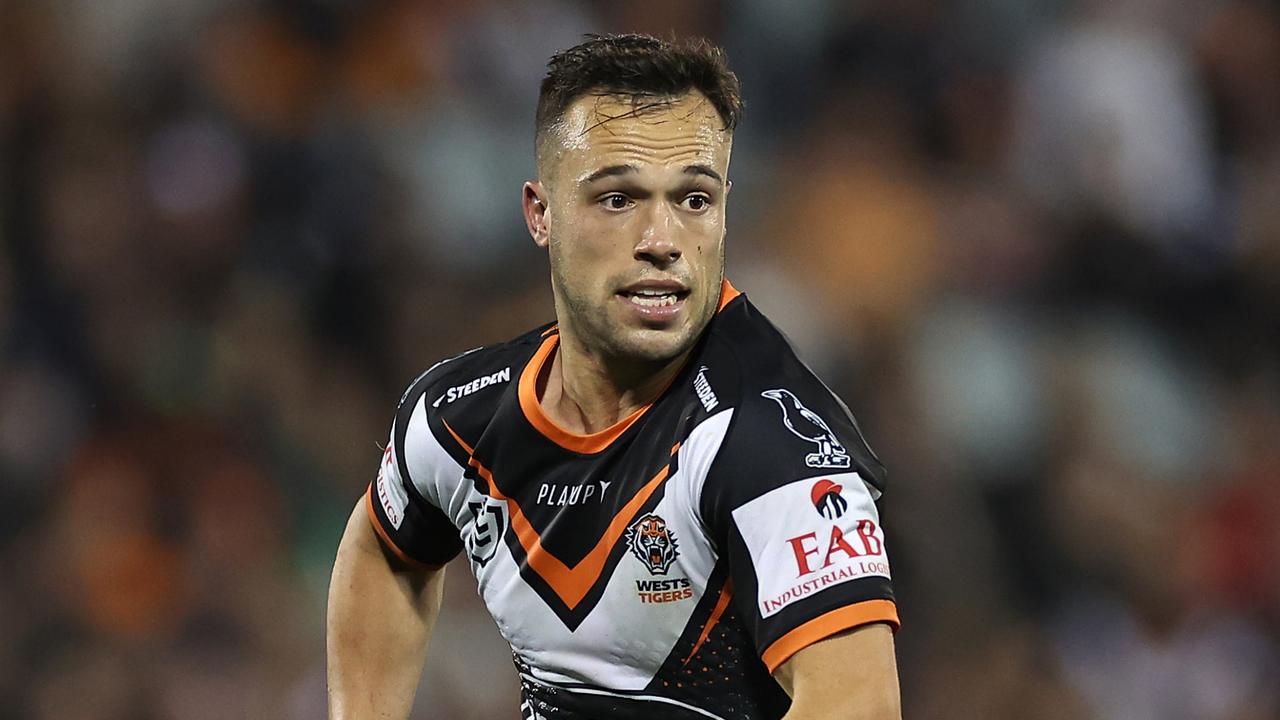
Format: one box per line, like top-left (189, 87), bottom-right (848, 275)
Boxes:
top-left (761, 389), bottom-right (852, 469)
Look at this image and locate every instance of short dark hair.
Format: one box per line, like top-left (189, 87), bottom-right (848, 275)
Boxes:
top-left (535, 34), bottom-right (743, 166)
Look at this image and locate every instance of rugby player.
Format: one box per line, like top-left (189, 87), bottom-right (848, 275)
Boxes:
top-left (328, 34), bottom-right (902, 720)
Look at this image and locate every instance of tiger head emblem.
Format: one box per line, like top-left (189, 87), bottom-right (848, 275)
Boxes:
top-left (625, 513), bottom-right (679, 575)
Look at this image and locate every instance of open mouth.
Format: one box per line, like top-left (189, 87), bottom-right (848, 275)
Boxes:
top-left (618, 288), bottom-right (691, 307)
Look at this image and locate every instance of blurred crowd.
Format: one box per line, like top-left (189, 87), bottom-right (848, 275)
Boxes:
top-left (2, 0), bottom-right (1279, 718)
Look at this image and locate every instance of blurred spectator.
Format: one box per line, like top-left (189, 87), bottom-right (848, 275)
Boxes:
top-left (3, 2), bottom-right (1279, 718)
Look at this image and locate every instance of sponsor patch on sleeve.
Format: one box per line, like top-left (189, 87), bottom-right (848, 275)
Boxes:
top-left (731, 472), bottom-right (890, 618)
top-left (375, 443), bottom-right (409, 529)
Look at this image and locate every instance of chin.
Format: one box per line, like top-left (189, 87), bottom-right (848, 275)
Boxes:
top-left (607, 326), bottom-right (699, 365)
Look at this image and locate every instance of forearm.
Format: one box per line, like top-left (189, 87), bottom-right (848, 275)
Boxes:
top-left (328, 500), bottom-right (445, 720)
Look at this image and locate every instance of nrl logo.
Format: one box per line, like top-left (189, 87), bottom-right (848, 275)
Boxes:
top-left (761, 389), bottom-right (852, 469)
top-left (465, 497), bottom-right (507, 568)
top-left (625, 513), bottom-right (679, 575)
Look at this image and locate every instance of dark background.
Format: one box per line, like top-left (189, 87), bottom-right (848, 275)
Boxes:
top-left (2, 0), bottom-right (1278, 718)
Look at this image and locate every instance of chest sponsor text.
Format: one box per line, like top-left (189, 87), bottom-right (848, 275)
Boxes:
top-left (535, 480), bottom-right (610, 506)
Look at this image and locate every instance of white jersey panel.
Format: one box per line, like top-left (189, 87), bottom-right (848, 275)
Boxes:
top-left (472, 411), bottom-right (734, 691)
top-left (675, 410), bottom-right (735, 547)
top-left (374, 427), bottom-right (409, 529)
top-left (401, 395), bottom-right (472, 523)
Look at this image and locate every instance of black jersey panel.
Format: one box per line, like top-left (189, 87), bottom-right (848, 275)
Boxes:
top-left (697, 297), bottom-right (897, 670)
top-left (642, 563), bottom-right (792, 720)
top-left (366, 480), bottom-right (463, 566)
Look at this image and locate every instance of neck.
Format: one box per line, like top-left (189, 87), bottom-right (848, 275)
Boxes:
top-left (539, 331), bottom-right (691, 435)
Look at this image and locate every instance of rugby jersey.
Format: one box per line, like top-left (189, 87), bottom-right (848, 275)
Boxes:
top-left (366, 281), bottom-right (899, 720)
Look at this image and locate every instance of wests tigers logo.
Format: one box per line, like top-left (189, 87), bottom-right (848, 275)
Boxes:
top-left (626, 513), bottom-right (679, 575)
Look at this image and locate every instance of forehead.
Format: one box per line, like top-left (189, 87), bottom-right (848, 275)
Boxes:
top-left (549, 92), bottom-right (731, 178)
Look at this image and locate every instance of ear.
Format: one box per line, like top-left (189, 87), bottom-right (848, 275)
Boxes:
top-left (523, 181), bottom-right (550, 249)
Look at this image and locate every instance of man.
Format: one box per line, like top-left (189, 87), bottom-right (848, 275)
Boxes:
top-left (328, 34), bottom-right (901, 720)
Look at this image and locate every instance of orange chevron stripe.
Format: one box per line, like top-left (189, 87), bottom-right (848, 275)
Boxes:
top-left (443, 419), bottom-right (680, 610)
top-left (683, 579), bottom-right (734, 665)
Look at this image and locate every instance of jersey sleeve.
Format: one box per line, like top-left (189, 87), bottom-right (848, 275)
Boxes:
top-left (365, 378), bottom-right (465, 568)
top-left (702, 381), bottom-right (897, 673)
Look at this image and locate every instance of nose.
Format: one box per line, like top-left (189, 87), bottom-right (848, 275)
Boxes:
top-left (634, 206), bottom-right (681, 267)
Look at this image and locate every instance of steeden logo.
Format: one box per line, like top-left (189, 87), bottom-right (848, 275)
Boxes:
top-left (433, 366), bottom-right (511, 408)
top-left (694, 366), bottom-right (718, 412)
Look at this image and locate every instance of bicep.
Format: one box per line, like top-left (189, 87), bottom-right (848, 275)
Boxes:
top-left (773, 622), bottom-right (901, 720)
top-left (341, 496), bottom-right (447, 609)
top-left (368, 403), bottom-right (466, 567)
top-left (328, 500), bottom-right (447, 719)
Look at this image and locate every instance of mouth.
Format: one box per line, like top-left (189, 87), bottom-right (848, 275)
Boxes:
top-left (617, 280), bottom-right (690, 303)
top-left (616, 281), bottom-right (691, 320)
top-left (620, 289), bottom-right (689, 307)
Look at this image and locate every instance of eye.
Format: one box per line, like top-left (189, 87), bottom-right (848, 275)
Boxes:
top-left (681, 193), bottom-right (711, 212)
top-left (600, 193), bottom-right (633, 211)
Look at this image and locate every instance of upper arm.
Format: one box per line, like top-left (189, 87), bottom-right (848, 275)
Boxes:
top-left (328, 498), bottom-right (448, 720)
top-left (366, 376), bottom-right (466, 568)
top-left (774, 623), bottom-right (901, 720)
top-left (341, 495), bottom-right (445, 599)
top-left (699, 373), bottom-right (899, 673)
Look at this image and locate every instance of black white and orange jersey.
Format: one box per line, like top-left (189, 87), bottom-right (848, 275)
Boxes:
top-left (366, 281), bottom-right (899, 720)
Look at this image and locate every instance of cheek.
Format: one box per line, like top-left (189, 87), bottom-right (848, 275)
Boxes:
top-left (558, 209), bottom-right (609, 250)
top-left (551, 220), bottom-right (618, 290)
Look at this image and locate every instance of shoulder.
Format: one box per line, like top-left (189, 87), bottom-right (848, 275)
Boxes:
top-left (704, 293), bottom-right (819, 394)
top-left (699, 295), bottom-right (886, 510)
top-left (393, 323), bottom-right (551, 440)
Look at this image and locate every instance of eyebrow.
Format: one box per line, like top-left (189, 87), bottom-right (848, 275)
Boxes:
top-left (684, 164), bottom-right (724, 184)
top-left (580, 164), bottom-right (725, 185)
top-left (582, 164), bottom-right (636, 184)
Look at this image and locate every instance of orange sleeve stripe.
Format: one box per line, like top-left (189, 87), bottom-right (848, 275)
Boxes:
top-left (364, 488), bottom-right (433, 569)
top-left (761, 599), bottom-right (900, 673)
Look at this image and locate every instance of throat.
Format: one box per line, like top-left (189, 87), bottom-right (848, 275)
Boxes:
top-left (538, 336), bottom-right (689, 435)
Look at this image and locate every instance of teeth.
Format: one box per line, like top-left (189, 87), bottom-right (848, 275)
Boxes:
top-left (629, 293), bottom-right (678, 307)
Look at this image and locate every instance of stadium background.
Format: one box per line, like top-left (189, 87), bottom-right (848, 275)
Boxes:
top-left (2, 0), bottom-right (1279, 718)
